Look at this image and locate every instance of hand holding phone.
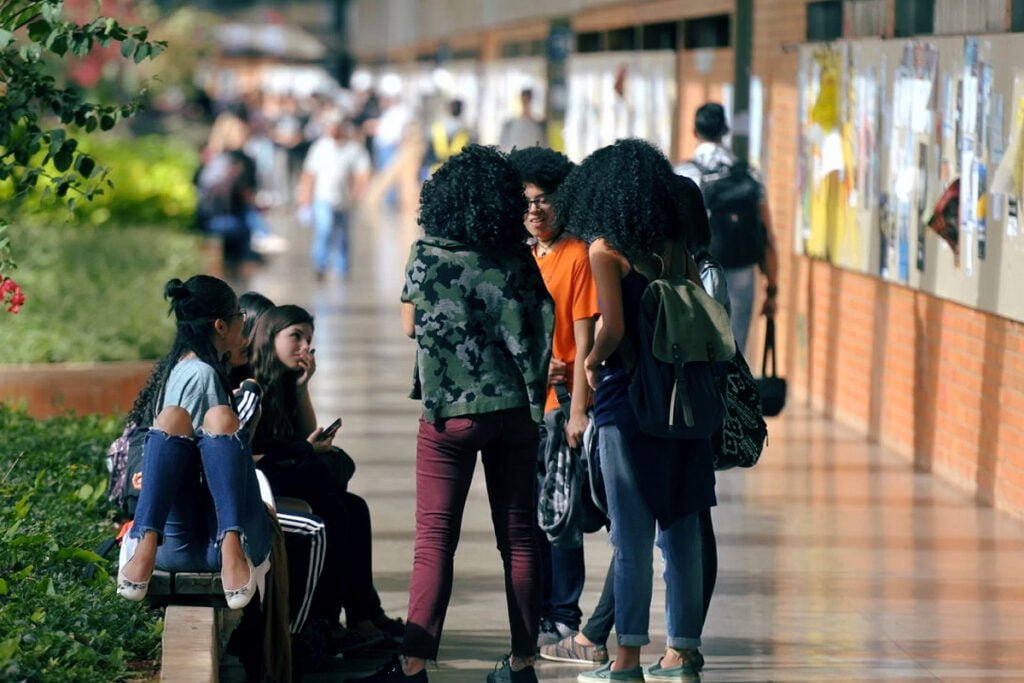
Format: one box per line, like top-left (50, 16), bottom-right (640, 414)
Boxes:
top-left (321, 417), bottom-right (342, 439)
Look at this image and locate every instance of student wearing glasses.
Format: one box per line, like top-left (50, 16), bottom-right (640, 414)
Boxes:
top-left (507, 146), bottom-right (601, 653)
top-left (117, 275), bottom-right (272, 612)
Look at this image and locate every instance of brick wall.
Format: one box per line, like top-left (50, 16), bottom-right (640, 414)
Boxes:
top-left (748, 0), bottom-right (1024, 520)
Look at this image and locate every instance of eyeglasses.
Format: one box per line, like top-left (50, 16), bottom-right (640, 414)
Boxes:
top-left (525, 195), bottom-right (550, 209)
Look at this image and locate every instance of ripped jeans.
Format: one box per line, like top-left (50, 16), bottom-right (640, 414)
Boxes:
top-left (130, 429), bottom-right (272, 572)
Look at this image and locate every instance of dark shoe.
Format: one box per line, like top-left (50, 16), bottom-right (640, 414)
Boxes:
top-left (332, 625), bottom-right (386, 653)
top-left (539, 633), bottom-right (609, 665)
top-left (487, 655), bottom-right (538, 683)
top-left (373, 614), bottom-right (407, 641)
top-left (350, 654), bottom-right (427, 682)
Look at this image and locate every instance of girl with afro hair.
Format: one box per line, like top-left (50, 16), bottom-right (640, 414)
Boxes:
top-left (560, 139), bottom-right (716, 681)
top-left (361, 145), bottom-right (554, 683)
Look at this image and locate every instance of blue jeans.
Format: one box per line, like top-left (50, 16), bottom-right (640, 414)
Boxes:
top-left (725, 265), bottom-right (756, 357)
top-left (599, 424), bottom-right (703, 649)
top-left (131, 429), bottom-right (272, 572)
top-left (311, 200), bottom-right (351, 275)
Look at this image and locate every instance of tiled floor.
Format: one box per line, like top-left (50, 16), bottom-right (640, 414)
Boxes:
top-left (223, 208), bottom-right (1024, 682)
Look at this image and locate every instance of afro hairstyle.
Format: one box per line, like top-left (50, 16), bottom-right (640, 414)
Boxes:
top-left (555, 139), bottom-right (687, 261)
top-left (507, 146), bottom-right (575, 195)
top-left (418, 144), bottom-right (527, 248)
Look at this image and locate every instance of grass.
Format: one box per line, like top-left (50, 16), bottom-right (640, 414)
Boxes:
top-left (0, 221), bottom-right (204, 363)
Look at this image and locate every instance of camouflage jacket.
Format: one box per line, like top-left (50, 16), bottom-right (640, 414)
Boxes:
top-left (402, 235), bottom-right (554, 423)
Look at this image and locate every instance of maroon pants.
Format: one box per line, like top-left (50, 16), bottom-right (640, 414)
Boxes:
top-left (403, 407), bottom-right (541, 660)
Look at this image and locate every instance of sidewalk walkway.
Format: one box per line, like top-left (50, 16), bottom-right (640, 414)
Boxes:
top-left (227, 210), bottom-right (1024, 682)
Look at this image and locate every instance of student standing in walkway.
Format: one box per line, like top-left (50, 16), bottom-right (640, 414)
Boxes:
top-left (507, 146), bottom-right (601, 649)
top-left (359, 145), bottom-right (553, 683)
top-left (559, 140), bottom-right (716, 682)
top-left (677, 103), bottom-right (780, 356)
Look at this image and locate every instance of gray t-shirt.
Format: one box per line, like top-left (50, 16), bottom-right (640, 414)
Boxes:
top-left (162, 358), bottom-right (230, 432)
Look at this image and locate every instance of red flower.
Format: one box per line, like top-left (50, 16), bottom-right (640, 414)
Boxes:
top-left (0, 276), bottom-right (25, 314)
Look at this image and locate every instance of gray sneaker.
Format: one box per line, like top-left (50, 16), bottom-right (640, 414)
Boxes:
top-left (577, 662), bottom-right (645, 682)
top-left (539, 634), bottom-right (610, 665)
top-left (536, 619), bottom-right (575, 647)
top-left (642, 650), bottom-right (702, 681)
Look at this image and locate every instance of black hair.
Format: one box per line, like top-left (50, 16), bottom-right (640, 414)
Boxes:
top-left (239, 291), bottom-right (275, 339)
top-left (695, 103), bottom-right (729, 142)
top-left (669, 173), bottom-right (712, 252)
top-left (449, 99), bottom-right (464, 118)
top-left (128, 275), bottom-right (238, 426)
top-left (555, 139), bottom-right (685, 262)
top-left (250, 305), bottom-right (316, 444)
top-left (507, 146), bottom-right (575, 195)
top-left (417, 144), bottom-right (527, 248)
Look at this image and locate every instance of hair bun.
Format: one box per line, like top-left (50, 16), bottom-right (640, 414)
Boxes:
top-left (164, 278), bottom-right (189, 302)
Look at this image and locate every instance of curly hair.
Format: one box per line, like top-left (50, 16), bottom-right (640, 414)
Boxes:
top-left (507, 146), bottom-right (575, 195)
top-left (555, 139), bottom-right (685, 261)
top-left (418, 144), bottom-right (527, 247)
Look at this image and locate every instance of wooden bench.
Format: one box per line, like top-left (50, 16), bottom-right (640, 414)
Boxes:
top-left (148, 497), bottom-right (309, 681)
top-left (148, 571), bottom-right (230, 683)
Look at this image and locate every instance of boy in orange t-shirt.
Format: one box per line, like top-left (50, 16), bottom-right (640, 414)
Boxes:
top-left (509, 147), bottom-right (601, 650)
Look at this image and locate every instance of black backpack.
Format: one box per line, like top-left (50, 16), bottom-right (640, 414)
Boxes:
top-left (693, 160), bottom-right (767, 268)
top-left (105, 421), bottom-right (148, 517)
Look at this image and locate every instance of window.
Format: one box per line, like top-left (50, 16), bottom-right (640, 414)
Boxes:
top-left (641, 22), bottom-right (679, 50)
top-left (607, 27), bottom-right (637, 51)
top-left (894, 0), bottom-right (934, 37)
top-left (576, 31), bottom-right (603, 53)
top-left (807, 1), bottom-right (843, 41)
top-left (684, 14), bottom-right (731, 49)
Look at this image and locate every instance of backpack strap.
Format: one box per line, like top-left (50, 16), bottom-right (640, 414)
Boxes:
top-left (553, 382), bottom-right (572, 420)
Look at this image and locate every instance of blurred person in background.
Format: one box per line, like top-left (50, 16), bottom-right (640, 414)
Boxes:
top-left (297, 112), bottom-right (371, 281)
top-left (367, 74), bottom-right (412, 208)
top-left (500, 88), bottom-right (546, 152)
top-left (423, 99), bottom-right (472, 177)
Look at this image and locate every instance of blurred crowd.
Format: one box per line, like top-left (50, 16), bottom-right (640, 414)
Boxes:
top-left (192, 70), bottom-right (547, 279)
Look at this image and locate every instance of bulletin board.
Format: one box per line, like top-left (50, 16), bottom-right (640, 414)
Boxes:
top-left (797, 36), bottom-right (1024, 322)
top-left (563, 51), bottom-right (677, 162)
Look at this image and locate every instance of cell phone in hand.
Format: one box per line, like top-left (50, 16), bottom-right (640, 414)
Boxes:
top-left (321, 417), bottom-right (342, 438)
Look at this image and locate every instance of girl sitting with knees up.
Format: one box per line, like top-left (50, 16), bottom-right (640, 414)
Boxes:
top-left (117, 275), bottom-right (272, 611)
top-left (248, 304), bottom-right (404, 650)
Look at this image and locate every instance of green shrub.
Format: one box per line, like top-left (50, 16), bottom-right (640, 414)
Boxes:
top-left (0, 134), bottom-right (199, 229)
top-left (0, 222), bottom-right (203, 363)
top-left (0, 407), bottom-right (162, 681)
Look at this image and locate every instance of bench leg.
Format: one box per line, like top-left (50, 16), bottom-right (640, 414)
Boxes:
top-left (161, 605), bottom-right (220, 682)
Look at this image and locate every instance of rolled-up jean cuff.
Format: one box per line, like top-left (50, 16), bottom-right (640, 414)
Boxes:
top-left (667, 637), bottom-right (702, 650)
top-left (129, 524), bottom-right (162, 541)
top-left (216, 527), bottom-right (247, 550)
top-left (617, 634), bottom-right (651, 648)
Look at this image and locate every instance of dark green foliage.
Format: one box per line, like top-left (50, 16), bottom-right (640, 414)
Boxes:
top-left (0, 221), bottom-right (203, 362)
top-left (0, 407), bottom-right (162, 681)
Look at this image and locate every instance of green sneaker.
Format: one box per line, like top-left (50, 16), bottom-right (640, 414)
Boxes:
top-left (641, 651), bottom-right (701, 680)
top-left (577, 661), bottom-right (645, 682)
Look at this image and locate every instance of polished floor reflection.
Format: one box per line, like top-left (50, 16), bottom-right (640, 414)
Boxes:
top-left (224, 209), bottom-right (1024, 682)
